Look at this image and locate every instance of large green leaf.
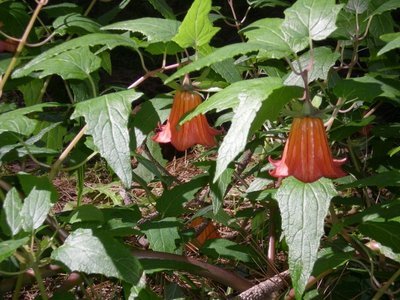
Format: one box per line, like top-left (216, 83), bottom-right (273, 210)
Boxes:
top-left (21, 187), bottom-right (53, 232)
top-left (2, 188), bottom-right (23, 236)
top-left (282, 0), bottom-right (343, 44)
top-left (284, 47), bottom-right (340, 87)
top-left (369, 0), bottom-right (400, 17)
top-left (26, 47), bottom-right (102, 80)
top-left (102, 18), bottom-right (181, 43)
top-left (378, 32), bottom-right (400, 56)
top-left (214, 91), bottom-right (263, 181)
top-left (140, 217), bottom-right (181, 254)
top-left (274, 177), bottom-right (337, 299)
top-left (51, 228), bottom-right (142, 284)
top-left (333, 75), bottom-right (400, 103)
top-left (53, 13), bottom-right (102, 36)
top-left (13, 33), bottom-right (137, 78)
top-left (0, 237), bottom-right (30, 263)
top-left (346, 0), bottom-right (369, 14)
top-left (172, 0), bottom-right (219, 49)
top-left (165, 43), bottom-right (261, 84)
top-left (71, 90), bottom-right (142, 187)
top-left (243, 18), bottom-right (294, 58)
top-left (0, 103), bottom-right (60, 135)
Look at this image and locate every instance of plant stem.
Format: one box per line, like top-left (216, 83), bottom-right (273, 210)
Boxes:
top-left (48, 124), bottom-right (88, 180)
top-left (372, 267), bottom-right (400, 300)
top-left (0, 0), bottom-right (48, 94)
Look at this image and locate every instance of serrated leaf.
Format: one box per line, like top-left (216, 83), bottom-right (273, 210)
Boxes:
top-left (275, 177), bottom-right (337, 299)
top-left (0, 237), bottom-right (30, 263)
top-left (172, 0), bottom-right (219, 49)
top-left (53, 13), bottom-right (101, 36)
top-left (282, 0), bottom-right (343, 43)
top-left (102, 18), bottom-right (180, 43)
top-left (214, 93), bottom-right (262, 182)
top-left (140, 217), bottom-right (181, 254)
top-left (13, 33), bottom-right (137, 78)
top-left (165, 43), bottom-right (260, 83)
top-left (51, 228), bottom-right (142, 284)
top-left (21, 187), bottom-right (53, 232)
top-left (370, 0), bottom-right (400, 17)
top-left (146, 0), bottom-right (175, 20)
top-left (0, 103), bottom-right (60, 135)
top-left (71, 90), bottom-right (142, 187)
top-left (378, 32), bottom-right (400, 56)
top-left (3, 188), bottom-right (23, 236)
top-left (28, 47), bottom-right (102, 80)
top-left (333, 75), bottom-right (400, 103)
top-left (243, 18), bottom-right (294, 58)
top-left (346, 0), bottom-right (368, 14)
top-left (181, 77), bottom-right (284, 123)
top-left (284, 47), bottom-right (340, 87)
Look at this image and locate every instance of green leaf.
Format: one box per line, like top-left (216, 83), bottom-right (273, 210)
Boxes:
top-left (140, 217), bottom-right (181, 254)
top-left (312, 247), bottom-right (353, 276)
top-left (165, 43), bottom-right (260, 84)
top-left (346, 0), bottom-right (369, 14)
top-left (214, 91), bottom-right (262, 182)
top-left (282, 0), bottom-right (343, 42)
top-left (200, 239), bottom-right (254, 263)
top-left (13, 33), bottom-right (137, 78)
top-left (210, 164), bottom-right (234, 214)
top-left (339, 171), bottom-right (400, 189)
top-left (274, 177), bottom-right (337, 299)
top-left (359, 220), bottom-right (400, 254)
top-left (3, 188), bottom-right (23, 236)
top-left (27, 47), bottom-right (102, 80)
top-left (333, 75), bottom-right (400, 103)
top-left (370, 0), bottom-right (400, 17)
top-left (102, 18), bottom-right (181, 43)
top-left (146, 0), bottom-right (175, 20)
top-left (53, 13), bottom-right (101, 36)
top-left (0, 237), bottom-right (29, 263)
top-left (0, 2), bottom-right (30, 38)
top-left (71, 90), bottom-right (142, 187)
top-left (378, 32), bottom-right (400, 56)
top-left (18, 173), bottom-right (59, 203)
top-left (181, 77), bottom-right (284, 123)
top-left (243, 18), bottom-right (294, 58)
top-left (18, 78), bottom-right (45, 106)
top-left (284, 47), bottom-right (340, 87)
top-left (51, 228), bottom-right (142, 284)
top-left (156, 175), bottom-right (209, 217)
top-left (66, 205), bottom-right (104, 224)
top-left (21, 187), bottom-right (53, 232)
top-left (172, 0), bottom-right (220, 49)
top-left (0, 103), bottom-right (60, 135)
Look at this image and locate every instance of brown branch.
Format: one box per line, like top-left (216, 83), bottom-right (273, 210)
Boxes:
top-left (234, 270), bottom-right (290, 300)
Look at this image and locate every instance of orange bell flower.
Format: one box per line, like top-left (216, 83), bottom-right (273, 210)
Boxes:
top-left (188, 217), bottom-right (220, 248)
top-left (152, 90), bottom-right (220, 151)
top-left (269, 116), bottom-right (346, 183)
top-left (0, 39), bottom-right (17, 53)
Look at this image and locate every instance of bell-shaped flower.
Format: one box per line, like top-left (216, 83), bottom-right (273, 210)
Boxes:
top-left (152, 90), bottom-right (220, 151)
top-left (269, 116), bottom-right (346, 183)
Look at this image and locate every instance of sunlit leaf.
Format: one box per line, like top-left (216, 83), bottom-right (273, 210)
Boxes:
top-left (369, 0), bottom-right (400, 17)
top-left (2, 188), bottom-right (23, 236)
top-left (21, 187), bottom-right (53, 232)
top-left (0, 237), bottom-right (29, 263)
top-left (25, 47), bottom-right (101, 80)
top-left (102, 18), bottom-right (180, 43)
top-left (346, 0), bottom-right (368, 14)
top-left (275, 177), bottom-right (337, 299)
top-left (13, 33), bottom-right (138, 78)
top-left (140, 217), bottom-right (181, 254)
top-left (165, 43), bottom-right (261, 84)
top-left (172, 0), bottom-right (219, 49)
top-left (282, 0), bottom-right (343, 43)
top-left (378, 32), bottom-right (400, 56)
top-left (146, 0), bottom-right (175, 20)
top-left (51, 228), bottom-right (142, 284)
top-left (53, 13), bottom-right (101, 36)
top-left (71, 90), bottom-right (142, 187)
top-left (284, 47), bottom-right (340, 87)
